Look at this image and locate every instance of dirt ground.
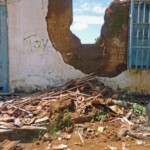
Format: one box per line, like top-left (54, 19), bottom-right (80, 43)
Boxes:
top-left (0, 76), bottom-right (150, 150)
top-left (19, 132), bottom-right (150, 150)
top-left (19, 138), bottom-right (150, 150)
top-left (20, 140), bottom-right (150, 150)
top-left (19, 120), bottom-right (150, 150)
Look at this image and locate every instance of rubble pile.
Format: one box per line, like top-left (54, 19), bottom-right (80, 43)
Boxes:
top-left (0, 75), bottom-right (150, 149)
top-left (0, 74), bottom-right (118, 131)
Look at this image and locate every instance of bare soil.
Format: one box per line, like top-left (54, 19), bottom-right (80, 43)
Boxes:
top-left (1, 75), bottom-right (150, 150)
top-left (19, 119), bottom-right (150, 150)
top-left (19, 123), bottom-right (150, 150)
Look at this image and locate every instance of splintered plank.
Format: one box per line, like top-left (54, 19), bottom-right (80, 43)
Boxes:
top-left (0, 139), bottom-right (20, 150)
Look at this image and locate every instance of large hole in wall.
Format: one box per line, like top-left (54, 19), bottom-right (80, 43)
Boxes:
top-left (70, 0), bottom-right (109, 44)
top-left (46, 0), bottom-right (129, 77)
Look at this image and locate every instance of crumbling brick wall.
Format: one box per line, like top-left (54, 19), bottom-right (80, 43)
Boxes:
top-left (46, 0), bottom-right (129, 77)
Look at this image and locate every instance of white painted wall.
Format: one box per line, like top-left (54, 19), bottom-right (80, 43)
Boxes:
top-left (7, 0), bottom-right (84, 92)
top-left (5, 0), bottom-right (150, 92)
top-left (99, 70), bottom-right (150, 92)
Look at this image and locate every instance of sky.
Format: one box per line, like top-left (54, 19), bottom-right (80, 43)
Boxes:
top-left (70, 0), bottom-right (113, 44)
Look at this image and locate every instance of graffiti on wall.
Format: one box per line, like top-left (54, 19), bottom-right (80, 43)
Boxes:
top-left (24, 34), bottom-right (51, 51)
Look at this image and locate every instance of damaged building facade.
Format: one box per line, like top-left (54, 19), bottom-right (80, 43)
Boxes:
top-left (0, 0), bottom-right (150, 92)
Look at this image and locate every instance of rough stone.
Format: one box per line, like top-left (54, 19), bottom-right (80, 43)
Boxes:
top-left (46, 0), bottom-right (129, 77)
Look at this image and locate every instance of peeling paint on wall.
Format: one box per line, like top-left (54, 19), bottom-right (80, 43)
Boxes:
top-left (99, 70), bottom-right (150, 92)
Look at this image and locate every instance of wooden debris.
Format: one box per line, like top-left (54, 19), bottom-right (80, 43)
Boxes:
top-left (109, 105), bottom-right (124, 115)
top-left (125, 109), bottom-right (133, 119)
top-left (52, 144), bottom-right (67, 150)
top-left (0, 74), bottom-right (144, 142)
top-left (108, 145), bottom-right (117, 150)
top-left (61, 133), bottom-right (72, 140)
top-left (127, 132), bottom-right (145, 139)
top-left (21, 117), bottom-right (36, 125)
top-left (0, 139), bottom-right (20, 150)
top-left (43, 132), bottom-right (50, 140)
top-left (122, 117), bottom-right (134, 125)
top-left (35, 116), bottom-right (49, 123)
top-left (122, 142), bottom-right (129, 150)
top-left (20, 125), bottom-right (47, 130)
top-left (1, 74), bottom-right (150, 149)
top-left (117, 125), bottom-right (130, 138)
top-left (14, 118), bottom-right (23, 127)
top-left (11, 105), bottom-right (33, 116)
top-left (0, 129), bottom-right (13, 133)
top-left (112, 99), bottom-right (128, 107)
top-left (77, 130), bottom-right (84, 145)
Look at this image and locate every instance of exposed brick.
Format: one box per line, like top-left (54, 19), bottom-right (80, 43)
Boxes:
top-left (46, 0), bottom-right (129, 77)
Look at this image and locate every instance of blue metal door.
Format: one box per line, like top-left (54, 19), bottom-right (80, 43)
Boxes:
top-left (128, 0), bottom-right (150, 69)
top-left (0, 5), bottom-right (8, 92)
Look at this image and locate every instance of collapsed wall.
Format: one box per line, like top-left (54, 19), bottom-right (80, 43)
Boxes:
top-left (7, 0), bottom-right (150, 92)
top-left (46, 0), bottom-right (129, 77)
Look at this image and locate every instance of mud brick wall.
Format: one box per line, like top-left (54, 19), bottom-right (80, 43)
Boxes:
top-left (46, 0), bottom-right (129, 77)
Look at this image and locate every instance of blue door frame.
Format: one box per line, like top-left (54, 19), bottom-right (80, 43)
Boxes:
top-left (0, 5), bottom-right (9, 93)
top-left (128, 0), bottom-right (150, 69)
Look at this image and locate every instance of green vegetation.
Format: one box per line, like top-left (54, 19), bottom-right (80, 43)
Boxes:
top-left (131, 103), bottom-right (146, 115)
top-left (93, 111), bottom-right (107, 121)
top-left (95, 36), bottom-right (101, 44)
top-left (48, 122), bottom-right (60, 135)
top-left (47, 110), bottom-right (71, 135)
top-left (31, 110), bottom-right (71, 140)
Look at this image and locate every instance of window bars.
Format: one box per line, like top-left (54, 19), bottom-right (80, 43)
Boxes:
top-left (128, 0), bottom-right (150, 69)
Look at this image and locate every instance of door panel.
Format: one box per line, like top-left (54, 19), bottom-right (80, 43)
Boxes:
top-left (128, 0), bottom-right (150, 69)
top-left (0, 5), bottom-right (8, 92)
